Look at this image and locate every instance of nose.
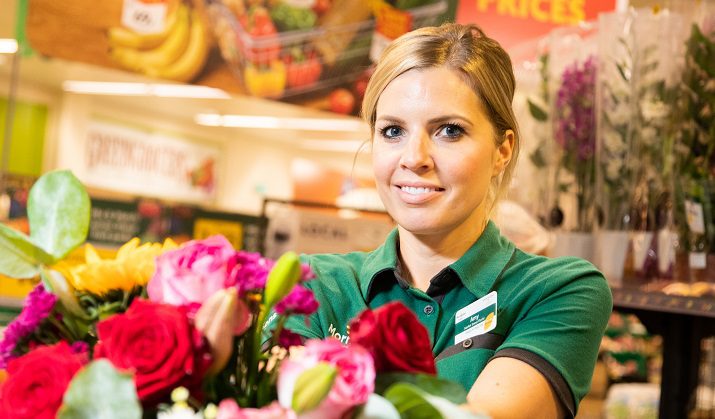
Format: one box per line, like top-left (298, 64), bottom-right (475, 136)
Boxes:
top-left (399, 132), bottom-right (433, 172)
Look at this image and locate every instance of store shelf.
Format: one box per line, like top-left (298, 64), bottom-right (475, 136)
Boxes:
top-left (612, 287), bottom-right (715, 318)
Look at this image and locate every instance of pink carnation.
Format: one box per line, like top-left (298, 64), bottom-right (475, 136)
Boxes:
top-left (275, 285), bottom-right (318, 315)
top-left (278, 329), bottom-right (304, 348)
top-left (277, 339), bottom-right (374, 419)
top-left (226, 251), bottom-right (275, 296)
top-left (148, 235), bottom-right (237, 307)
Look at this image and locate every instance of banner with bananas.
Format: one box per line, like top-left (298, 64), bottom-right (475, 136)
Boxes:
top-left (23, 0), bottom-right (452, 115)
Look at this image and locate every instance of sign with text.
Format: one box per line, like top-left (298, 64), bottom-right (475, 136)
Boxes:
top-left (84, 118), bottom-right (220, 203)
top-left (456, 0), bottom-right (618, 50)
top-left (265, 207), bottom-right (394, 260)
top-left (88, 199), bottom-right (141, 247)
top-left (194, 210), bottom-right (267, 253)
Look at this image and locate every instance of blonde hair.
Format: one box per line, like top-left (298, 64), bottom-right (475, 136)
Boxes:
top-left (361, 22), bottom-right (520, 214)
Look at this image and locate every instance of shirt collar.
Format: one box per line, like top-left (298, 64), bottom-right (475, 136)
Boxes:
top-left (359, 221), bottom-right (515, 300)
top-left (360, 228), bottom-right (400, 299)
top-left (449, 220), bottom-right (515, 297)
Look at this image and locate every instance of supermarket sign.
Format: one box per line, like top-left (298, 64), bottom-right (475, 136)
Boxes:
top-left (456, 0), bottom-right (618, 50)
top-left (83, 118), bottom-right (221, 203)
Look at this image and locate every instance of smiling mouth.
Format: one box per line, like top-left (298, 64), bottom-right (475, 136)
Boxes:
top-left (399, 186), bottom-right (445, 195)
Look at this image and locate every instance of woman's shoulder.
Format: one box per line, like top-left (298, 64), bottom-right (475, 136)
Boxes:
top-left (301, 251), bottom-right (371, 267)
top-left (509, 249), bottom-right (611, 297)
top-left (300, 251), bottom-right (372, 284)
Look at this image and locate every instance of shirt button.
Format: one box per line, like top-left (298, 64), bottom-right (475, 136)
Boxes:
top-left (423, 305), bottom-right (434, 315)
top-left (462, 338), bottom-right (473, 349)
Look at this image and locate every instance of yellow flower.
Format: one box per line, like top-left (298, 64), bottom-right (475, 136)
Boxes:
top-left (58, 238), bottom-right (177, 295)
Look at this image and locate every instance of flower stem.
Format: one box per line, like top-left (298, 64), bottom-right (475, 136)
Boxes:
top-left (47, 313), bottom-right (77, 341)
top-left (246, 308), bottom-right (267, 405)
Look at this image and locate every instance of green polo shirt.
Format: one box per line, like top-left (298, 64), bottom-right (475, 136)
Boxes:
top-left (267, 221), bottom-right (612, 417)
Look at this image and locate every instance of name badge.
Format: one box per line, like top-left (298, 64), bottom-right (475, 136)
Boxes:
top-left (454, 291), bottom-right (497, 345)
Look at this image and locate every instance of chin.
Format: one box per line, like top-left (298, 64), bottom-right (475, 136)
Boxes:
top-left (395, 218), bottom-right (449, 236)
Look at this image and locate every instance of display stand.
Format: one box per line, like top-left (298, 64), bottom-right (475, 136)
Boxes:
top-left (612, 287), bottom-right (715, 418)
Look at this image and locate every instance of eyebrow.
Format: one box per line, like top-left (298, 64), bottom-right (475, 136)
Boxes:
top-left (375, 114), bottom-right (473, 125)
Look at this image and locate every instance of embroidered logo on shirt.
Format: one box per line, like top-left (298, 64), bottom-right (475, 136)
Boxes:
top-left (454, 291), bottom-right (498, 345)
top-left (328, 323), bottom-right (350, 344)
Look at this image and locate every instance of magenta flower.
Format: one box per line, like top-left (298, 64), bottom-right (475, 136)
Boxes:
top-left (553, 55), bottom-right (598, 231)
top-left (278, 329), bottom-right (304, 348)
top-left (555, 55), bottom-right (597, 162)
top-left (275, 285), bottom-right (318, 315)
top-left (70, 341), bottom-right (89, 354)
top-left (227, 251), bottom-right (275, 295)
top-left (227, 251), bottom-right (314, 297)
top-left (0, 284), bottom-right (58, 368)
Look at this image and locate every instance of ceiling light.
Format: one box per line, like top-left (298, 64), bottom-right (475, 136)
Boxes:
top-left (0, 39), bottom-right (18, 54)
top-left (62, 81), bottom-right (230, 99)
top-left (195, 113), bottom-right (367, 132)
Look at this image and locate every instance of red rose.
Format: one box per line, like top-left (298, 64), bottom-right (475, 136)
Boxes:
top-left (0, 342), bottom-right (87, 419)
top-left (94, 299), bottom-right (211, 406)
top-left (349, 301), bottom-right (436, 375)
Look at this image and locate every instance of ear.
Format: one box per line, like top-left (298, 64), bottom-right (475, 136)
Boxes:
top-left (492, 130), bottom-right (514, 177)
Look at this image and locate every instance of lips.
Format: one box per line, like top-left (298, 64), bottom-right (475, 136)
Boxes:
top-left (400, 186), bottom-right (440, 195)
top-left (394, 183), bottom-right (444, 204)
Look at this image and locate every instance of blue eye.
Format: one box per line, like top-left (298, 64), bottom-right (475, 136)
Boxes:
top-left (380, 126), bottom-right (404, 139)
top-left (438, 124), bottom-right (465, 139)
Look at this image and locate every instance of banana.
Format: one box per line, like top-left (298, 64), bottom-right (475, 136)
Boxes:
top-left (107, 3), bottom-right (181, 50)
top-left (145, 8), bottom-right (210, 83)
top-left (110, 4), bottom-right (191, 72)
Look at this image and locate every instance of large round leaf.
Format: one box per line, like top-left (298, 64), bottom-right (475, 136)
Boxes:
top-left (58, 360), bottom-right (141, 419)
top-left (28, 170), bottom-right (90, 260)
top-left (0, 223), bottom-right (53, 278)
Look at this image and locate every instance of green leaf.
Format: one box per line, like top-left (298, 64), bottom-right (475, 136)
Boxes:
top-left (616, 62), bottom-right (631, 82)
top-left (526, 99), bottom-right (548, 121)
top-left (354, 394), bottom-right (400, 419)
top-left (420, 392), bottom-right (490, 419)
top-left (375, 373), bottom-right (468, 405)
top-left (383, 383), bottom-right (486, 419)
top-left (0, 223), bottom-right (54, 278)
top-left (28, 170), bottom-right (90, 260)
top-left (58, 360), bottom-right (142, 419)
top-left (384, 383), bottom-right (443, 419)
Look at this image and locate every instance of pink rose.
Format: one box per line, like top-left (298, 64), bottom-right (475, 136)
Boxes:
top-left (217, 399), bottom-right (296, 419)
top-left (278, 339), bottom-right (375, 419)
top-left (148, 235), bottom-right (237, 307)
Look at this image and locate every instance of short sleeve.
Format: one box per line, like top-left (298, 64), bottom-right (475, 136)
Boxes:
top-left (494, 259), bottom-right (612, 416)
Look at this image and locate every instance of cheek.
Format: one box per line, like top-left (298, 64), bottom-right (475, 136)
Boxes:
top-left (371, 149), bottom-right (395, 187)
top-left (450, 153), bottom-right (493, 196)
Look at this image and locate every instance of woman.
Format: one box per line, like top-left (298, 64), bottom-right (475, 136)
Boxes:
top-left (277, 23), bottom-right (612, 418)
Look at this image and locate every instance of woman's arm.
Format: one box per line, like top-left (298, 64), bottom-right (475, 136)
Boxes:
top-left (465, 357), bottom-right (565, 419)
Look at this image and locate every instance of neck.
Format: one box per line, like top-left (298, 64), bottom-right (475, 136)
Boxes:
top-left (398, 216), bottom-right (489, 292)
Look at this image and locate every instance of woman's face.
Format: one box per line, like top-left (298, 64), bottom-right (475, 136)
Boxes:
top-left (372, 66), bottom-right (513, 237)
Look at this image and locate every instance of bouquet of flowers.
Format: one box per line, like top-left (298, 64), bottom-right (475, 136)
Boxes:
top-left (0, 170), bottom-right (482, 419)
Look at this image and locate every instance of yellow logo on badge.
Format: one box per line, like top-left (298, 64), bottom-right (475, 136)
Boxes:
top-left (484, 312), bottom-right (495, 331)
